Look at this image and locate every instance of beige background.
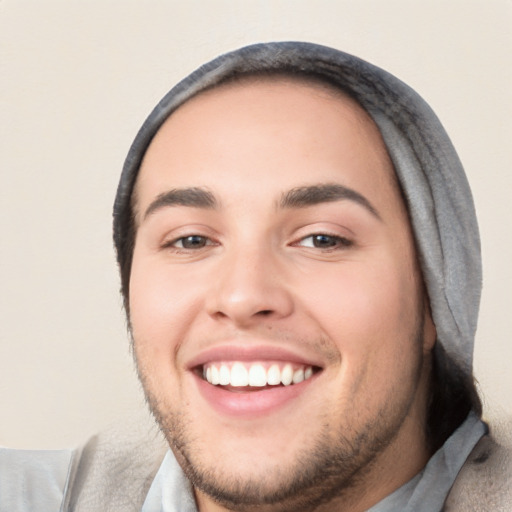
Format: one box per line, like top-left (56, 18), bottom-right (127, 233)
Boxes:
top-left (1, 0), bottom-right (511, 449)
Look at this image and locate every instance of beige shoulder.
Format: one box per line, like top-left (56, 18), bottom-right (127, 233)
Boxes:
top-left (444, 416), bottom-right (512, 512)
top-left (65, 410), bottom-right (168, 512)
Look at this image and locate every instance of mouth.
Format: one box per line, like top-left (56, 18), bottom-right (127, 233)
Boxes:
top-left (188, 346), bottom-right (324, 416)
top-left (199, 360), bottom-right (320, 391)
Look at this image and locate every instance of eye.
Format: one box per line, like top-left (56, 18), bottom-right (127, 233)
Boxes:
top-left (165, 235), bottom-right (213, 250)
top-left (297, 234), bottom-right (352, 250)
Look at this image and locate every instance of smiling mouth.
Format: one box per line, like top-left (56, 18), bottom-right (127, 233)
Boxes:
top-left (199, 361), bottom-right (320, 390)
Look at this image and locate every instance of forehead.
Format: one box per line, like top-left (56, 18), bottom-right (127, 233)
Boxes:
top-left (135, 76), bottom-right (403, 217)
top-left (146, 75), bottom-right (386, 156)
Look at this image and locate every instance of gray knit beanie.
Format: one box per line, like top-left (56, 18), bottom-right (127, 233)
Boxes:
top-left (113, 41), bottom-right (481, 372)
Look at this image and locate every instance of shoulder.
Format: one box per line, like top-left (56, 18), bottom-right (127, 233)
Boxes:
top-left (66, 411), bottom-right (168, 512)
top-left (0, 412), bottom-right (170, 512)
top-left (0, 446), bottom-right (76, 512)
top-left (444, 415), bottom-right (512, 511)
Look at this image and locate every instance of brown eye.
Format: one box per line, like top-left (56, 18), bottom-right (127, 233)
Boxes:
top-left (312, 234), bottom-right (338, 248)
top-left (297, 234), bottom-right (352, 249)
top-left (175, 235), bottom-right (209, 249)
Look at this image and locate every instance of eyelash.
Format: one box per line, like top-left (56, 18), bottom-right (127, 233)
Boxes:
top-left (162, 233), bottom-right (353, 252)
top-left (162, 235), bottom-right (215, 251)
top-left (294, 233), bottom-right (353, 250)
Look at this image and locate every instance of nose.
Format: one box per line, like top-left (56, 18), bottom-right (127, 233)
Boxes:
top-left (206, 244), bottom-right (294, 327)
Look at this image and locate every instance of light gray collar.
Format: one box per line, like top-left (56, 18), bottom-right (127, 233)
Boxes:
top-left (368, 412), bottom-right (486, 512)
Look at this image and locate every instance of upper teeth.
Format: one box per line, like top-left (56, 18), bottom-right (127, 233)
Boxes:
top-left (203, 362), bottom-right (314, 387)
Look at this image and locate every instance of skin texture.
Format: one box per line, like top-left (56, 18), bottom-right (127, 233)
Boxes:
top-left (129, 79), bottom-right (437, 512)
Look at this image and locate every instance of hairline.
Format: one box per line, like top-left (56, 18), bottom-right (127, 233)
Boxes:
top-left (130, 70), bottom-right (403, 231)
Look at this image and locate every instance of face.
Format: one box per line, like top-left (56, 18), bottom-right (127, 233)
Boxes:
top-left (129, 79), bottom-right (436, 512)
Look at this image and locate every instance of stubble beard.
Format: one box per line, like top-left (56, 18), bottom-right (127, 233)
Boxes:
top-left (151, 404), bottom-right (414, 512)
top-left (134, 338), bottom-right (426, 511)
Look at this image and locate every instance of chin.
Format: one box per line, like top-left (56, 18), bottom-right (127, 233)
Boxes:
top-left (147, 387), bottom-right (417, 512)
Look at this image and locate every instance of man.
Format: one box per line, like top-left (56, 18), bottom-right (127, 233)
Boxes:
top-left (1, 42), bottom-right (510, 511)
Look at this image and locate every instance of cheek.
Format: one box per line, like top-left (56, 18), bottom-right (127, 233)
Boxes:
top-left (129, 253), bottom-right (203, 362)
top-left (129, 258), bottom-right (203, 404)
top-left (301, 259), bottom-right (423, 413)
top-left (299, 257), bottom-right (421, 360)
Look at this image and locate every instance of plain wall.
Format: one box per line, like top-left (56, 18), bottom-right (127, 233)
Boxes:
top-left (1, 0), bottom-right (511, 449)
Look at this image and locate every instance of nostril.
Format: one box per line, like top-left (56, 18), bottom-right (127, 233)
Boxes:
top-left (258, 310), bottom-right (273, 316)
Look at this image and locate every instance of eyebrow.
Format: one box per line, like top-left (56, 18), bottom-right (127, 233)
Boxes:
top-left (279, 183), bottom-right (381, 219)
top-left (141, 183), bottom-right (380, 221)
top-left (143, 187), bottom-right (218, 220)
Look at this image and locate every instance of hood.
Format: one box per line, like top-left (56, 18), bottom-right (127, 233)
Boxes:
top-left (113, 41), bottom-right (481, 373)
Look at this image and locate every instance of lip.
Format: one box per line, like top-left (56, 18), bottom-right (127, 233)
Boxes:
top-left (186, 344), bottom-right (324, 369)
top-left (192, 369), bottom-right (319, 417)
top-left (187, 344), bottom-right (323, 417)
